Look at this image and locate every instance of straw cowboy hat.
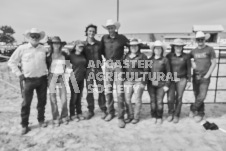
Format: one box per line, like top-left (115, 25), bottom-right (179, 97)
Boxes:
top-left (170, 38), bottom-right (186, 47)
top-left (47, 36), bottom-right (66, 45)
top-left (102, 19), bottom-right (121, 30)
top-left (24, 28), bottom-right (45, 40)
top-left (149, 40), bottom-right (167, 51)
top-left (195, 31), bottom-right (210, 40)
top-left (128, 38), bottom-right (141, 46)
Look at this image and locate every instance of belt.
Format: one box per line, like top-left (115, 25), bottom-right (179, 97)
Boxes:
top-left (25, 75), bottom-right (47, 80)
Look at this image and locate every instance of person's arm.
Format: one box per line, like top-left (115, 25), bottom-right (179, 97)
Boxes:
top-left (186, 54), bottom-right (192, 82)
top-left (143, 54), bottom-right (149, 83)
top-left (163, 58), bottom-right (171, 91)
top-left (8, 46), bottom-right (23, 77)
top-left (100, 36), bottom-right (106, 59)
top-left (204, 48), bottom-right (217, 79)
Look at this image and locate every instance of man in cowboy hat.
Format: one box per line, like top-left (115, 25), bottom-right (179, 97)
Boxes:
top-left (83, 24), bottom-right (107, 120)
top-left (189, 31), bottom-right (216, 122)
top-left (101, 19), bottom-right (129, 128)
top-left (8, 28), bottom-right (48, 135)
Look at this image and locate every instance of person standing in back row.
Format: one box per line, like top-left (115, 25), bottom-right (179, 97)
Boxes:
top-left (189, 31), bottom-right (216, 122)
top-left (83, 24), bottom-right (107, 120)
top-left (8, 28), bottom-right (48, 135)
top-left (101, 19), bottom-right (129, 128)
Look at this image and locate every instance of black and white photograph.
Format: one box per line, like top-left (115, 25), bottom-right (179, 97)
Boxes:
top-left (0, 0), bottom-right (226, 150)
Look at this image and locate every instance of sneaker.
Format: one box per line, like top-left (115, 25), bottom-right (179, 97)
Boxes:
top-left (167, 115), bottom-right (173, 122)
top-left (70, 115), bottom-right (79, 122)
top-left (173, 116), bottom-right (179, 123)
top-left (131, 119), bottom-right (139, 124)
top-left (105, 114), bottom-right (114, 122)
top-left (156, 118), bottom-right (163, 125)
top-left (194, 115), bottom-right (203, 123)
top-left (39, 121), bottom-right (48, 128)
top-left (100, 111), bottom-right (107, 119)
top-left (52, 120), bottom-right (60, 127)
top-left (77, 114), bottom-right (85, 120)
top-left (62, 118), bottom-right (69, 125)
top-left (125, 118), bottom-right (133, 123)
top-left (189, 111), bottom-right (195, 118)
top-left (85, 111), bottom-right (95, 120)
top-left (118, 119), bottom-right (126, 128)
top-left (152, 118), bottom-right (157, 124)
top-left (21, 126), bottom-right (30, 135)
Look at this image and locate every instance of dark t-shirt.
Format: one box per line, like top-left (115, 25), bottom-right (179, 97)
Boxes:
top-left (190, 45), bottom-right (216, 76)
top-left (69, 53), bottom-right (87, 81)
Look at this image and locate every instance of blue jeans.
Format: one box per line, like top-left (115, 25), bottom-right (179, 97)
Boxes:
top-left (105, 63), bottom-right (125, 119)
top-left (167, 78), bottom-right (187, 117)
top-left (191, 75), bottom-right (210, 116)
top-left (21, 75), bottom-right (47, 127)
top-left (147, 82), bottom-right (165, 119)
top-left (69, 79), bottom-right (84, 116)
top-left (124, 81), bottom-right (145, 120)
top-left (86, 68), bottom-right (107, 112)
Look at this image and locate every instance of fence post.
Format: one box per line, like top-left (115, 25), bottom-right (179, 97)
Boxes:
top-left (214, 48), bottom-right (221, 103)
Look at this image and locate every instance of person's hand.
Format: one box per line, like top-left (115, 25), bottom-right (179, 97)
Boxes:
top-left (203, 74), bottom-right (210, 79)
top-left (19, 74), bottom-right (25, 81)
top-left (186, 82), bottom-right (192, 89)
top-left (163, 86), bottom-right (169, 92)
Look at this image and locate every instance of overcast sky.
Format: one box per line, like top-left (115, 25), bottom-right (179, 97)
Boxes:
top-left (1, 0), bottom-right (226, 43)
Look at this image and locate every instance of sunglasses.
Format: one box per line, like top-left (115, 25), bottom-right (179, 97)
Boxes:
top-left (30, 33), bottom-right (41, 39)
top-left (196, 38), bottom-right (205, 42)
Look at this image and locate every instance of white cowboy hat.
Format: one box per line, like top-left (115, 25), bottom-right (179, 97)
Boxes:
top-left (149, 40), bottom-right (167, 51)
top-left (195, 31), bottom-right (210, 40)
top-left (24, 28), bottom-right (45, 40)
top-left (170, 38), bottom-right (186, 46)
top-left (128, 38), bottom-right (141, 46)
top-left (102, 19), bottom-right (121, 30)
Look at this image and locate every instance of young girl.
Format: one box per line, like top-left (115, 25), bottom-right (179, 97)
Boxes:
top-left (46, 36), bottom-right (70, 127)
top-left (147, 40), bottom-right (171, 124)
top-left (166, 39), bottom-right (191, 123)
top-left (69, 40), bottom-right (87, 121)
top-left (123, 38), bottom-right (148, 124)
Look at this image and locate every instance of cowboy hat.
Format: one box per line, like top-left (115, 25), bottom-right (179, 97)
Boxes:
top-left (195, 31), bottom-right (210, 40)
top-left (128, 38), bottom-right (141, 46)
top-left (24, 28), bottom-right (45, 40)
top-left (102, 19), bottom-right (121, 30)
top-left (149, 40), bottom-right (167, 51)
top-left (47, 36), bottom-right (66, 45)
top-left (74, 40), bottom-right (86, 47)
top-left (170, 38), bottom-right (186, 46)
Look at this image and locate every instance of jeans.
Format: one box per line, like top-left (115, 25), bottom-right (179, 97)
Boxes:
top-left (147, 82), bottom-right (165, 119)
top-left (124, 81), bottom-right (145, 120)
top-left (48, 74), bottom-right (68, 121)
top-left (191, 75), bottom-right (210, 116)
top-left (105, 63), bottom-right (125, 119)
top-left (69, 79), bottom-right (84, 116)
top-left (86, 68), bottom-right (107, 112)
top-left (167, 78), bottom-right (187, 117)
top-left (21, 75), bottom-right (47, 127)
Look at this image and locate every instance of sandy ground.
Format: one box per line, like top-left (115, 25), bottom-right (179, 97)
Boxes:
top-left (1, 62), bottom-right (226, 151)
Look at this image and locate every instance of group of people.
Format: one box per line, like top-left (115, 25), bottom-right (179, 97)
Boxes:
top-left (8, 19), bottom-right (216, 135)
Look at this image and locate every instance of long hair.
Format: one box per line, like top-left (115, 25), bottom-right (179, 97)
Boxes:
top-left (124, 45), bottom-right (141, 58)
top-left (170, 45), bottom-right (184, 54)
top-left (152, 46), bottom-right (164, 57)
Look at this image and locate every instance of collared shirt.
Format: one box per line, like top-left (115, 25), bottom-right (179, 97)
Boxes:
top-left (148, 56), bottom-right (171, 87)
top-left (190, 45), bottom-right (216, 76)
top-left (101, 33), bottom-right (129, 61)
top-left (84, 39), bottom-right (103, 67)
top-left (8, 43), bottom-right (48, 78)
top-left (166, 52), bottom-right (191, 81)
top-left (123, 52), bottom-right (149, 81)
